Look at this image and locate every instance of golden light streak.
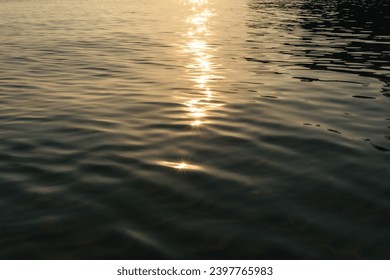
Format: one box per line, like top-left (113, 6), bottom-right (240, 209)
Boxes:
top-left (181, 2), bottom-right (225, 129)
top-left (157, 161), bottom-right (202, 171)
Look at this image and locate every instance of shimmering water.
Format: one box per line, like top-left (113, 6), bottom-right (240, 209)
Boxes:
top-left (0, 0), bottom-right (389, 259)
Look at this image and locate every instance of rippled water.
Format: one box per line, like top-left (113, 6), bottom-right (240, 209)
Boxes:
top-left (1, 0), bottom-right (389, 259)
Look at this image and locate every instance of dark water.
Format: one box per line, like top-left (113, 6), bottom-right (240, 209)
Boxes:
top-left (0, 0), bottom-right (389, 259)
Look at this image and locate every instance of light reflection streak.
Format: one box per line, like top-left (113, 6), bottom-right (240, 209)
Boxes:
top-left (182, 0), bottom-right (223, 134)
top-left (160, 0), bottom-right (223, 172)
top-left (157, 161), bottom-right (203, 171)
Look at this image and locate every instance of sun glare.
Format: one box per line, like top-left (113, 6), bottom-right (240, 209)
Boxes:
top-left (175, 162), bottom-right (188, 169)
top-left (159, 0), bottom-right (224, 172)
top-left (179, 1), bottom-right (225, 131)
top-left (157, 161), bottom-right (202, 171)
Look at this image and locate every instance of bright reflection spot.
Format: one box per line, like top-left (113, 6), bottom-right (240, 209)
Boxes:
top-left (192, 111), bottom-right (205, 118)
top-left (187, 40), bottom-right (207, 51)
top-left (198, 58), bottom-right (210, 71)
top-left (191, 120), bottom-right (203, 126)
top-left (157, 161), bottom-right (202, 171)
top-left (189, 16), bottom-right (207, 25)
top-left (205, 87), bottom-right (212, 99)
top-left (195, 75), bottom-right (208, 88)
top-left (176, 162), bottom-right (188, 169)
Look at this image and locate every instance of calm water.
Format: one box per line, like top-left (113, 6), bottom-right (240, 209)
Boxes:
top-left (0, 0), bottom-right (389, 259)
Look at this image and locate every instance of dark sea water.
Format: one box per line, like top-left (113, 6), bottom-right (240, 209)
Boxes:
top-left (0, 0), bottom-right (389, 259)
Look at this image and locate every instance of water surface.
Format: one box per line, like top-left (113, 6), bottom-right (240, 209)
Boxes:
top-left (0, 0), bottom-right (389, 259)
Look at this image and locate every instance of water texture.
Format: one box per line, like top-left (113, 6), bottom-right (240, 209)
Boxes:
top-left (0, 0), bottom-right (389, 259)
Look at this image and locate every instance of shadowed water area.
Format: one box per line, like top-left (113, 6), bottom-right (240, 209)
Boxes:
top-left (0, 0), bottom-right (389, 259)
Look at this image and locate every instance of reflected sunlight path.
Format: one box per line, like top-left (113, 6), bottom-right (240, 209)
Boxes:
top-left (159, 0), bottom-right (224, 171)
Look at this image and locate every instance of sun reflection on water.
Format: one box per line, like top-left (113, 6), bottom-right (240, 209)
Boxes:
top-left (160, 0), bottom-right (223, 171)
top-left (157, 160), bottom-right (202, 171)
top-left (182, 0), bottom-right (223, 131)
